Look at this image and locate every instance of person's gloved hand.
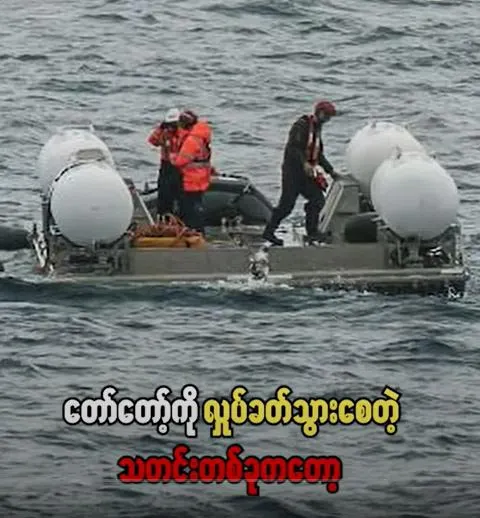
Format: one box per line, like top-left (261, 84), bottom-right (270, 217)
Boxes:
top-left (314, 172), bottom-right (328, 191)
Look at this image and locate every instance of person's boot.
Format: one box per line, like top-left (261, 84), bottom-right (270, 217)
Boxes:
top-left (262, 223), bottom-right (284, 246)
top-left (262, 229), bottom-right (283, 246)
top-left (303, 231), bottom-right (327, 246)
top-left (262, 213), bottom-right (284, 246)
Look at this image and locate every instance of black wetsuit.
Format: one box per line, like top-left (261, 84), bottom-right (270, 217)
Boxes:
top-left (156, 160), bottom-right (183, 217)
top-left (179, 192), bottom-right (205, 234)
top-left (263, 115), bottom-right (334, 241)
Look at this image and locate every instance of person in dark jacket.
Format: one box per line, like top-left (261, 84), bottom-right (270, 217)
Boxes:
top-left (147, 108), bottom-right (186, 219)
top-left (262, 100), bottom-right (339, 246)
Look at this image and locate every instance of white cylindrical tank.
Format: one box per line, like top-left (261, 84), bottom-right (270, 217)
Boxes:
top-left (345, 121), bottom-right (425, 196)
top-left (371, 151), bottom-right (459, 240)
top-left (38, 128), bottom-right (115, 195)
top-left (49, 161), bottom-right (134, 247)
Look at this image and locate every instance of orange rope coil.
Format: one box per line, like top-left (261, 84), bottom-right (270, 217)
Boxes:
top-left (129, 214), bottom-right (206, 248)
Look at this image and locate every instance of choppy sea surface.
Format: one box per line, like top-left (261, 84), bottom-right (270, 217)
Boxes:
top-left (0, 1), bottom-right (479, 517)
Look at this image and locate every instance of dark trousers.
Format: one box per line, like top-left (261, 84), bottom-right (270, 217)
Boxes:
top-left (180, 192), bottom-right (205, 234)
top-left (264, 166), bottom-right (325, 236)
top-left (157, 161), bottom-right (183, 217)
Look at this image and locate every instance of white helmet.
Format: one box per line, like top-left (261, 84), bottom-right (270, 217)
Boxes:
top-left (163, 108), bottom-right (180, 123)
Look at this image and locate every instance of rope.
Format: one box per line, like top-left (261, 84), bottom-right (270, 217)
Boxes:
top-left (129, 214), bottom-right (203, 247)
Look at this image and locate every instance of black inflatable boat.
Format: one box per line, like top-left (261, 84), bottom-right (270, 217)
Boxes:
top-left (141, 173), bottom-right (273, 226)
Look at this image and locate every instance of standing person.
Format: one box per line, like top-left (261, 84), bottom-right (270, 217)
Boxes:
top-left (262, 100), bottom-right (339, 246)
top-left (147, 108), bottom-right (186, 219)
top-left (169, 110), bottom-right (213, 234)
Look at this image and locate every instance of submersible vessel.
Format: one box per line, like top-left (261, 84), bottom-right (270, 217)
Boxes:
top-left (23, 123), bottom-right (468, 296)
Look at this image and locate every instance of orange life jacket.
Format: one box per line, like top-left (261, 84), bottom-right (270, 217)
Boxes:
top-left (306, 115), bottom-right (323, 166)
top-left (147, 127), bottom-right (188, 162)
top-left (170, 120), bottom-right (212, 192)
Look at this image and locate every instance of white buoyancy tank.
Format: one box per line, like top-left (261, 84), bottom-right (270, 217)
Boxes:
top-left (38, 128), bottom-right (115, 195)
top-left (49, 161), bottom-right (134, 246)
top-left (370, 151), bottom-right (459, 240)
top-left (345, 121), bottom-right (425, 196)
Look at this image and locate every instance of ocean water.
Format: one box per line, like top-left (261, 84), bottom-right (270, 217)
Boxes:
top-left (0, 1), bottom-right (479, 517)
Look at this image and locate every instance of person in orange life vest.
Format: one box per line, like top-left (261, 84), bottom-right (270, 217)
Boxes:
top-left (169, 110), bottom-right (213, 234)
top-left (147, 108), bottom-right (187, 218)
top-left (262, 100), bottom-right (340, 246)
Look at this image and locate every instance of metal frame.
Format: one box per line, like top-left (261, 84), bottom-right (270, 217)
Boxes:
top-left (30, 174), bottom-right (470, 296)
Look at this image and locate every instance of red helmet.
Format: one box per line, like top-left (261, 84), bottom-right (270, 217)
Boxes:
top-left (314, 100), bottom-right (336, 117)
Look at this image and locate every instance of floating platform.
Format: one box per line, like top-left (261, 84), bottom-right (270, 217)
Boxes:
top-left (29, 173), bottom-right (469, 297)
